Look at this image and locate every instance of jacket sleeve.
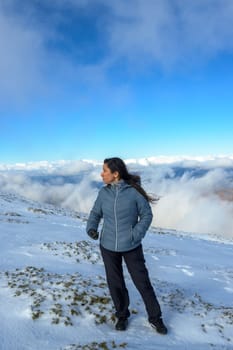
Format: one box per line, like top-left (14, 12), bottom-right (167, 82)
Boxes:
top-left (132, 194), bottom-right (153, 241)
top-left (86, 190), bottom-right (103, 234)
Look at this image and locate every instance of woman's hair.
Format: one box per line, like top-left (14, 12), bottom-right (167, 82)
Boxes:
top-left (104, 157), bottom-right (157, 203)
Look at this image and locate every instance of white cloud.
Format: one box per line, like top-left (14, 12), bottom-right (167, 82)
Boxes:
top-left (105, 0), bottom-right (233, 70)
top-left (1, 156), bottom-right (232, 172)
top-left (0, 160), bottom-right (94, 173)
top-left (1, 0), bottom-right (233, 108)
top-left (0, 7), bottom-right (48, 107)
top-left (125, 155), bottom-right (233, 167)
top-left (0, 157), bottom-right (233, 239)
top-left (0, 2), bottom-right (91, 108)
top-left (149, 168), bottom-right (233, 238)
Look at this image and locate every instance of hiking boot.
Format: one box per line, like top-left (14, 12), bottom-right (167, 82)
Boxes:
top-left (115, 317), bottom-right (128, 331)
top-left (149, 317), bottom-right (168, 334)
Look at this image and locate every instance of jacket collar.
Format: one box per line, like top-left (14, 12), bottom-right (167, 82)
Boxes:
top-left (107, 179), bottom-right (129, 189)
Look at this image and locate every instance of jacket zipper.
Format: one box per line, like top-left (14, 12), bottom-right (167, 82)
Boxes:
top-left (114, 186), bottom-right (119, 250)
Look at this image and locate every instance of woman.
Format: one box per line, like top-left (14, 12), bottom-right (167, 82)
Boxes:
top-left (86, 157), bottom-right (167, 334)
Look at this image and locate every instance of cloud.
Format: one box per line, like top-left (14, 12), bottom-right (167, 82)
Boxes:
top-left (0, 9), bottom-right (45, 107)
top-left (0, 0), bottom-right (130, 111)
top-left (105, 0), bottom-right (233, 70)
top-left (0, 161), bottom-right (101, 213)
top-left (0, 157), bottom-right (233, 239)
top-left (1, 0), bottom-right (233, 109)
top-left (148, 167), bottom-right (233, 238)
top-left (0, 1), bottom-right (90, 109)
top-left (125, 155), bottom-right (233, 168)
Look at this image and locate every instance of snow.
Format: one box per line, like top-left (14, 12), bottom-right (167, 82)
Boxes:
top-left (0, 191), bottom-right (233, 350)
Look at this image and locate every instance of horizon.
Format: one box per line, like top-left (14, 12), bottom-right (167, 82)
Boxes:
top-left (1, 1), bottom-right (233, 163)
top-left (1, 154), bottom-right (233, 168)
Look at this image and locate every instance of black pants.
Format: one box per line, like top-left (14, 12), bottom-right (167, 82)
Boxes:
top-left (100, 244), bottom-right (162, 321)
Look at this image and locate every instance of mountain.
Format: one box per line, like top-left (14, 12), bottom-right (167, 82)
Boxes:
top-left (0, 191), bottom-right (233, 350)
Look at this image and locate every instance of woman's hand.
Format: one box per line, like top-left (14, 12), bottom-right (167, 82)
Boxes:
top-left (88, 229), bottom-right (99, 240)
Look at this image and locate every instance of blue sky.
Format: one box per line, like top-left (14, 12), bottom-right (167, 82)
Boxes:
top-left (1, 0), bottom-right (233, 163)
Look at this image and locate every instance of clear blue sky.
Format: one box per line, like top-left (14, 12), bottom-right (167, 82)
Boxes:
top-left (1, 0), bottom-right (233, 163)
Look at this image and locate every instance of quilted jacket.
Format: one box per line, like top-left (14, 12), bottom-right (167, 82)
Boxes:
top-left (86, 180), bottom-right (153, 252)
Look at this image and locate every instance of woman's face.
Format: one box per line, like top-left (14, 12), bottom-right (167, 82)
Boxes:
top-left (101, 163), bottom-right (120, 184)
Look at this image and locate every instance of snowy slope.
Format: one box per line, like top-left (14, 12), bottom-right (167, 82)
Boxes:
top-left (0, 191), bottom-right (232, 350)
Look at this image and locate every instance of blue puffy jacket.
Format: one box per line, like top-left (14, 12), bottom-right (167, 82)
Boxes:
top-left (86, 180), bottom-right (153, 252)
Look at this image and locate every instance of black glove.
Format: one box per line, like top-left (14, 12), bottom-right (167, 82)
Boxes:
top-left (88, 229), bottom-right (99, 240)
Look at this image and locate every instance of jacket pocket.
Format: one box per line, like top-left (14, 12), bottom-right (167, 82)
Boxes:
top-left (132, 225), bottom-right (142, 244)
top-left (100, 222), bottom-right (105, 241)
top-left (131, 226), bottom-right (141, 244)
top-left (131, 226), bottom-right (135, 245)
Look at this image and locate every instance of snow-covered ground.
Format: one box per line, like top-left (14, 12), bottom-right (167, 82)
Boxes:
top-left (0, 191), bottom-right (232, 350)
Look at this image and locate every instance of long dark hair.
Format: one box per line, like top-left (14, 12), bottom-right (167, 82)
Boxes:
top-left (104, 157), bottom-right (157, 203)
